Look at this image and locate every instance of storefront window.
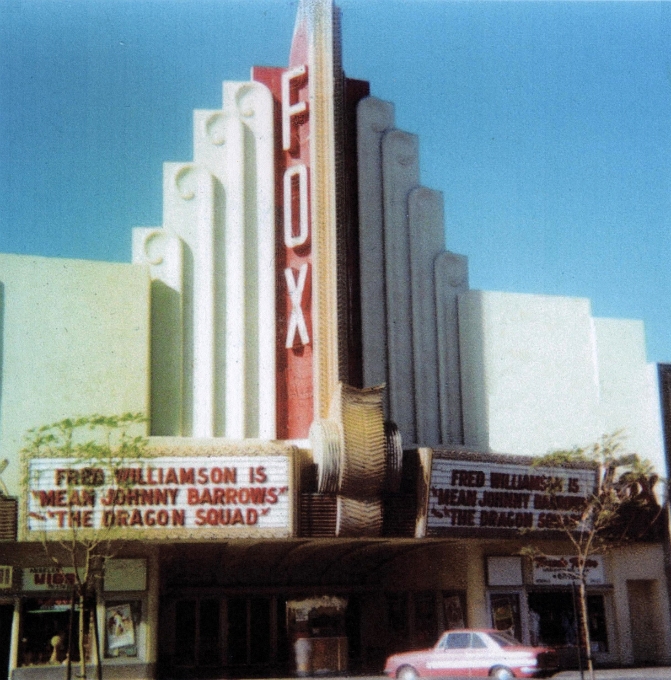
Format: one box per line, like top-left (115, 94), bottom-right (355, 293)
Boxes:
top-left (526, 590), bottom-right (610, 651)
top-left (105, 600), bottom-right (141, 658)
top-left (20, 597), bottom-right (83, 666)
top-left (587, 595), bottom-right (608, 653)
top-left (527, 591), bottom-right (577, 647)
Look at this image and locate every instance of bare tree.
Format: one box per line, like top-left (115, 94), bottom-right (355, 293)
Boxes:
top-left (23, 412), bottom-right (147, 680)
top-left (522, 432), bottom-right (664, 680)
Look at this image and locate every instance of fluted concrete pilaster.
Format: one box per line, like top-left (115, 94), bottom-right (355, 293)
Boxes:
top-left (435, 251), bottom-right (469, 445)
top-left (357, 97), bottom-right (395, 409)
top-left (408, 186), bottom-right (445, 445)
top-left (134, 80), bottom-right (275, 440)
top-left (381, 129), bottom-right (419, 444)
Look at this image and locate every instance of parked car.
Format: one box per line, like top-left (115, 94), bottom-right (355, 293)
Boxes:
top-left (383, 629), bottom-right (558, 679)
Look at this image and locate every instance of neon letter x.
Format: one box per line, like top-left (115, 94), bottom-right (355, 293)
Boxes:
top-left (285, 263), bottom-right (309, 348)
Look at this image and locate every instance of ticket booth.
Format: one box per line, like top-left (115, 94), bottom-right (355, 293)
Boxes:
top-left (286, 597), bottom-right (348, 676)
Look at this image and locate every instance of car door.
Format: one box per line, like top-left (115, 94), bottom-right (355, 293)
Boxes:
top-left (467, 632), bottom-right (495, 677)
top-left (426, 632), bottom-right (471, 677)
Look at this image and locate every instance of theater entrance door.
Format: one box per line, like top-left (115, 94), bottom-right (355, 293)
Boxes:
top-left (160, 594), bottom-right (288, 678)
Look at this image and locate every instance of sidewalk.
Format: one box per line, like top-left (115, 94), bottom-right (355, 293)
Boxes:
top-left (553, 669), bottom-right (671, 679)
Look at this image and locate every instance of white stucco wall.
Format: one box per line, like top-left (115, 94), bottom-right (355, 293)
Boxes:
top-left (0, 254), bottom-right (151, 496)
top-left (458, 290), bottom-right (666, 476)
top-left (593, 317), bottom-right (665, 474)
top-left (607, 543), bottom-right (671, 665)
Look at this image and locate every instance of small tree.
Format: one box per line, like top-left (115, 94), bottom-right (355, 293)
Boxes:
top-left (522, 433), bottom-right (664, 680)
top-left (23, 412), bottom-right (147, 680)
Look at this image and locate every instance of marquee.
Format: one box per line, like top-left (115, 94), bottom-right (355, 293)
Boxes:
top-left (427, 455), bottom-right (596, 536)
top-left (22, 445), bottom-right (296, 540)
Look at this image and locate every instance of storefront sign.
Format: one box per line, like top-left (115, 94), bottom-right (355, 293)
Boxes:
top-left (427, 457), bottom-right (595, 535)
top-left (532, 555), bottom-right (605, 585)
top-left (23, 566), bottom-right (82, 591)
top-left (26, 454), bottom-right (293, 539)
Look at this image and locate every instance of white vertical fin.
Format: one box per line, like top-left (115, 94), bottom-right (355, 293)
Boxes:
top-left (408, 186), bottom-right (444, 446)
top-left (381, 129), bottom-right (419, 445)
top-left (356, 97), bottom-right (395, 408)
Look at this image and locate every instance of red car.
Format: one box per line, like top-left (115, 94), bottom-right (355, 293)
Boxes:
top-left (383, 629), bottom-right (557, 679)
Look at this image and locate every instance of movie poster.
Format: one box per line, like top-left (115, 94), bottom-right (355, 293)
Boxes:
top-left (106, 603), bottom-right (135, 651)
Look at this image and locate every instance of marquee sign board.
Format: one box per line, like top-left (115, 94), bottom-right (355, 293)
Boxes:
top-left (24, 448), bottom-right (295, 540)
top-left (427, 455), bottom-right (596, 536)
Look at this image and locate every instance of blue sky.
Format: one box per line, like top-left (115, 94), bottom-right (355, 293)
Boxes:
top-left (1, 0), bottom-right (670, 361)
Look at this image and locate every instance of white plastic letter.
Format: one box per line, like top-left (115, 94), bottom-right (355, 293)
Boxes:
top-left (285, 264), bottom-right (310, 348)
top-left (282, 65), bottom-right (308, 151)
top-left (283, 164), bottom-right (309, 248)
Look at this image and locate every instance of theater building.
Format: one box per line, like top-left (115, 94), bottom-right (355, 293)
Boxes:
top-left (0, 1), bottom-right (670, 678)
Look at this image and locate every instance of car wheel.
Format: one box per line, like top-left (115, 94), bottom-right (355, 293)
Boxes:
top-left (489, 666), bottom-right (514, 680)
top-left (396, 665), bottom-right (419, 680)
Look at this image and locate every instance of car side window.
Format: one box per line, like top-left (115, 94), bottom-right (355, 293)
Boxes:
top-left (443, 633), bottom-right (470, 649)
top-left (471, 634), bottom-right (487, 649)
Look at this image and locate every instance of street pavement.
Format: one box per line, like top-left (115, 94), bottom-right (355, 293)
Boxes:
top-left (215, 672), bottom-right (671, 680)
top-left (266, 672), bottom-right (671, 680)
top-left (552, 668), bottom-right (671, 679)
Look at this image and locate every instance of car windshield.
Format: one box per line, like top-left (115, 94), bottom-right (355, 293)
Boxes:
top-left (489, 631), bottom-right (520, 647)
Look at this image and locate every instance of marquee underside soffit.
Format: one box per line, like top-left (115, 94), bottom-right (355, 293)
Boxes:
top-left (159, 538), bottom-right (458, 589)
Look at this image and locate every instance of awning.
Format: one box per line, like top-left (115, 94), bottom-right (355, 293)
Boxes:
top-left (160, 537), bottom-right (458, 589)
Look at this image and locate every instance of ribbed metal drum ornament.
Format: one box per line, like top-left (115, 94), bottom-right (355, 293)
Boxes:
top-left (299, 493), bottom-right (338, 537)
top-left (330, 383), bottom-right (387, 498)
top-left (309, 419), bottom-right (343, 494)
top-left (383, 421), bottom-right (403, 493)
top-left (335, 496), bottom-right (383, 537)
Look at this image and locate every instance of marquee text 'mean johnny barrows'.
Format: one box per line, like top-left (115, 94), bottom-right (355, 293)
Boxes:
top-left (29, 465), bottom-right (288, 529)
top-left (429, 468), bottom-right (590, 530)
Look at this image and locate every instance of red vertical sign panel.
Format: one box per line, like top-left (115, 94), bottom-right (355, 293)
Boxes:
top-left (253, 20), bottom-right (313, 439)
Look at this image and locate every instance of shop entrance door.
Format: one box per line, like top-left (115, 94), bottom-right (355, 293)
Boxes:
top-left (0, 605), bottom-right (12, 679)
top-left (627, 580), bottom-right (659, 664)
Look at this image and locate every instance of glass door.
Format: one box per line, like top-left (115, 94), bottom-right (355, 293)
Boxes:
top-left (227, 596), bottom-right (272, 667)
top-left (172, 598), bottom-right (222, 671)
top-left (162, 594), bottom-right (284, 677)
top-left (489, 592), bottom-right (522, 641)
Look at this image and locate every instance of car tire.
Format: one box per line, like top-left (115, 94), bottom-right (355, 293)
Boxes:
top-left (489, 666), bottom-right (514, 680)
top-left (396, 665), bottom-right (419, 680)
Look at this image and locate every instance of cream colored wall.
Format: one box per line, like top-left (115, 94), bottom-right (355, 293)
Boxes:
top-left (593, 318), bottom-right (665, 473)
top-left (459, 290), bottom-right (600, 456)
top-left (458, 290), bottom-right (666, 479)
top-left (0, 253), bottom-right (151, 496)
top-left (607, 543), bottom-right (671, 665)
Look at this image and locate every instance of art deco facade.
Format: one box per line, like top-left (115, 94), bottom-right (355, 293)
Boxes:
top-left (0, 2), bottom-right (669, 678)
